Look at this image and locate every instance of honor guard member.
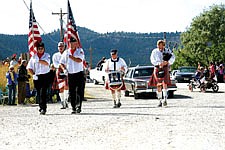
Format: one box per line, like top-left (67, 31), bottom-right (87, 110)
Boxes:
top-left (52, 42), bottom-right (69, 109)
top-left (105, 49), bottom-right (127, 108)
top-left (149, 40), bottom-right (175, 107)
top-left (60, 37), bottom-right (85, 114)
top-left (27, 42), bottom-right (51, 115)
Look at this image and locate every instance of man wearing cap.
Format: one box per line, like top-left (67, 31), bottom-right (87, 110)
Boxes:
top-left (6, 65), bottom-right (18, 105)
top-left (52, 42), bottom-right (69, 109)
top-left (149, 40), bottom-right (175, 107)
top-left (60, 37), bottom-right (85, 114)
top-left (105, 49), bottom-right (127, 108)
top-left (27, 42), bottom-right (51, 115)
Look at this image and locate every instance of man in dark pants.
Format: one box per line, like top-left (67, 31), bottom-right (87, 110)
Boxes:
top-left (60, 37), bottom-right (85, 114)
top-left (27, 42), bottom-right (50, 115)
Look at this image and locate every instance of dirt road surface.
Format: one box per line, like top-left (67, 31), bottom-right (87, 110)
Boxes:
top-left (0, 83), bottom-right (225, 150)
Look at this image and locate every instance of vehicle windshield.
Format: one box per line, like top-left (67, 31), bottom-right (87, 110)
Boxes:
top-left (179, 67), bottom-right (196, 73)
top-left (133, 68), bottom-right (153, 77)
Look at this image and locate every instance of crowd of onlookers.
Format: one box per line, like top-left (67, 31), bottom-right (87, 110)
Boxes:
top-left (197, 61), bottom-right (224, 83)
top-left (0, 54), bottom-right (61, 105)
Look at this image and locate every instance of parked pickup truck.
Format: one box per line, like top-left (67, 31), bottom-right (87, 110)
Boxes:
top-left (89, 63), bottom-right (107, 84)
top-left (123, 65), bottom-right (177, 99)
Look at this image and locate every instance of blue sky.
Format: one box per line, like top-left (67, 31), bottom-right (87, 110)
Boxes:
top-left (1, 0), bottom-right (224, 35)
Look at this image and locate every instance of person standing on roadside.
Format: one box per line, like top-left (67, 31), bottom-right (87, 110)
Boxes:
top-left (17, 60), bottom-right (30, 104)
top-left (27, 42), bottom-right (51, 115)
top-left (60, 37), bottom-right (85, 114)
top-left (149, 40), bottom-right (175, 107)
top-left (52, 42), bottom-right (69, 109)
top-left (6, 65), bottom-right (18, 105)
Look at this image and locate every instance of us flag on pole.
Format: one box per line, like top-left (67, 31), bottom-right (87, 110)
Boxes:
top-left (64, 0), bottom-right (82, 48)
top-left (28, 1), bottom-right (42, 57)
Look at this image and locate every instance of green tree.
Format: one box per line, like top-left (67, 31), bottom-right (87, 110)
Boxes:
top-left (174, 4), bottom-right (225, 68)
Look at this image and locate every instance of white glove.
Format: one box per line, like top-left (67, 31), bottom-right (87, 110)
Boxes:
top-left (63, 69), bottom-right (68, 76)
top-left (33, 75), bottom-right (38, 80)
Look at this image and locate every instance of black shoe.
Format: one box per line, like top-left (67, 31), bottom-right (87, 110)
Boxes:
top-left (117, 102), bottom-right (122, 108)
top-left (71, 108), bottom-right (77, 114)
top-left (113, 104), bottom-right (118, 108)
top-left (157, 101), bottom-right (162, 107)
top-left (60, 107), bottom-right (66, 109)
top-left (39, 108), bottom-right (42, 112)
top-left (76, 108), bottom-right (81, 113)
top-left (71, 110), bottom-right (76, 114)
top-left (163, 100), bottom-right (167, 107)
top-left (40, 110), bottom-right (46, 115)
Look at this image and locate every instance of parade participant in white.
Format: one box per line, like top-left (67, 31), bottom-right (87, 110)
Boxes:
top-left (105, 49), bottom-right (127, 108)
top-left (150, 40), bottom-right (175, 107)
top-left (60, 37), bottom-right (85, 114)
top-left (52, 42), bottom-right (69, 109)
top-left (27, 42), bottom-right (50, 115)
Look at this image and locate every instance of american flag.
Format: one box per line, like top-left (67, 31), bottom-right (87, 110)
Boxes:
top-left (64, 0), bottom-right (82, 48)
top-left (28, 1), bottom-right (42, 57)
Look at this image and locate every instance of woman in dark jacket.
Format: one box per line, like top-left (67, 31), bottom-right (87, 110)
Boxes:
top-left (17, 60), bottom-right (30, 104)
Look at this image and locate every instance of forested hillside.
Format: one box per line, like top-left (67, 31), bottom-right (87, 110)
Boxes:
top-left (0, 27), bottom-right (181, 67)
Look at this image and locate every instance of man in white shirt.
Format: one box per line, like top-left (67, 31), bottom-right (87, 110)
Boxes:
top-left (105, 49), bottom-right (127, 108)
top-left (52, 42), bottom-right (69, 109)
top-left (150, 40), bottom-right (175, 107)
top-left (27, 42), bottom-right (51, 115)
top-left (60, 37), bottom-right (85, 114)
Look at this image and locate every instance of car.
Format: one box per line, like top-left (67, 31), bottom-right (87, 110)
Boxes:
top-left (89, 63), bottom-right (107, 84)
top-left (123, 66), bottom-right (177, 99)
top-left (175, 66), bottom-right (196, 83)
top-left (170, 69), bottom-right (178, 80)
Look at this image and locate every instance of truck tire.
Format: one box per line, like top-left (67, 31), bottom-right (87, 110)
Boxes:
top-left (134, 92), bottom-right (140, 99)
top-left (168, 91), bottom-right (174, 98)
top-left (93, 79), bottom-right (99, 85)
top-left (124, 90), bottom-right (129, 97)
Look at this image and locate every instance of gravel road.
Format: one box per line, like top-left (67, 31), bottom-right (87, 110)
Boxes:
top-left (0, 83), bottom-right (225, 150)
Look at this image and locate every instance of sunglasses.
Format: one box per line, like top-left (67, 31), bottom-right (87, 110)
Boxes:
top-left (38, 47), bottom-right (44, 50)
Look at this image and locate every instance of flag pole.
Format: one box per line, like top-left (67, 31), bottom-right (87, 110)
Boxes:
top-left (30, 0), bottom-right (35, 55)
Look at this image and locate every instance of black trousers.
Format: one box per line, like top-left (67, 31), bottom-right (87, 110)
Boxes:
top-left (68, 71), bottom-right (85, 110)
top-left (34, 73), bottom-right (50, 111)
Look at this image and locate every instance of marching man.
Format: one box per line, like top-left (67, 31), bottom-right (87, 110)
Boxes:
top-left (52, 42), bottom-right (69, 109)
top-left (149, 40), bottom-right (175, 107)
top-left (105, 49), bottom-right (127, 108)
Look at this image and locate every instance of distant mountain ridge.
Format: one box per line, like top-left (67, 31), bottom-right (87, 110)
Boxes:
top-left (0, 27), bottom-right (181, 67)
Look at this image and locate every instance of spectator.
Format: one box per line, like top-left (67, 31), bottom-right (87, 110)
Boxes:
top-left (96, 57), bottom-right (106, 70)
top-left (6, 65), bottom-right (18, 105)
top-left (217, 64), bottom-right (224, 83)
top-left (17, 60), bottom-right (30, 104)
top-left (10, 54), bottom-right (18, 67)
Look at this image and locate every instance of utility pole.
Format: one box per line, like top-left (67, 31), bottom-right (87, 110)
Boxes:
top-left (89, 46), bottom-right (93, 69)
top-left (52, 8), bottom-right (67, 41)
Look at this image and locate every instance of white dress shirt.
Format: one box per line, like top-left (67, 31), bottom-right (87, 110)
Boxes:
top-left (150, 48), bottom-right (175, 66)
top-left (105, 57), bottom-right (127, 73)
top-left (52, 52), bottom-right (63, 68)
top-left (27, 53), bottom-right (50, 75)
top-left (60, 48), bottom-right (85, 74)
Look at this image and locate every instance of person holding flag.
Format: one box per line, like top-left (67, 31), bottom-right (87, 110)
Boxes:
top-left (27, 42), bottom-right (51, 115)
top-left (60, 37), bottom-right (85, 114)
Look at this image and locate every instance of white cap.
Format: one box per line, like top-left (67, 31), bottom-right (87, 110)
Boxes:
top-left (58, 42), bottom-right (64, 47)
